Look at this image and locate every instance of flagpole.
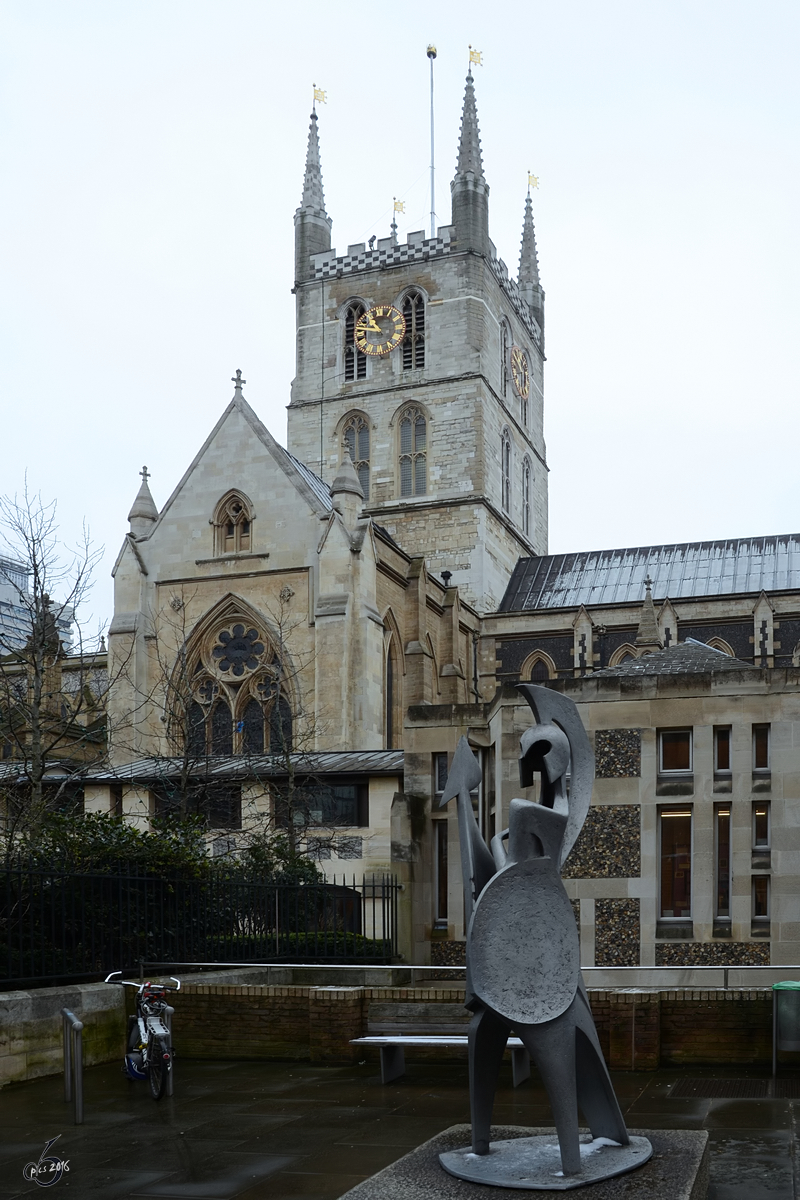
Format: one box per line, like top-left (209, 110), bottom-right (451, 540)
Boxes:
top-left (427, 45), bottom-right (437, 239)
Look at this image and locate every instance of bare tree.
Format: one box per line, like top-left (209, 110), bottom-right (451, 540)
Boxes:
top-left (126, 583), bottom-right (344, 868)
top-left (0, 483), bottom-right (106, 853)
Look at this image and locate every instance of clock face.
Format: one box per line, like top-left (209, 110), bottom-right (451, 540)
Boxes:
top-left (511, 346), bottom-right (530, 399)
top-left (354, 305), bottom-right (406, 356)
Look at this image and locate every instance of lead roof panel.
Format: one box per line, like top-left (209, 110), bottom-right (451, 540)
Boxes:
top-left (498, 535), bottom-right (800, 611)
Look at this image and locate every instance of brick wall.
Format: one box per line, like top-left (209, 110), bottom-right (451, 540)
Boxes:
top-left (168, 983), bottom-right (777, 1070)
top-left (659, 989), bottom-right (772, 1066)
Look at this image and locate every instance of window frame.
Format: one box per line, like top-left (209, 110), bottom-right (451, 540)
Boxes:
top-left (398, 405), bottom-right (428, 497)
top-left (752, 801), bottom-right (771, 849)
top-left (402, 290), bottom-right (425, 370)
top-left (658, 728), bottom-right (693, 775)
top-left (342, 411), bottom-right (371, 501)
top-left (714, 804), bottom-right (731, 921)
top-left (501, 429), bottom-right (512, 514)
top-left (500, 320), bottom-right (510, 398)
top-left (213, 491), bottom-right (254, 557)
top-left (343, 301), bottom-right (368, 382)
top-left (433, 752), bottom-right (449, 799)
top-left (658, 805), bottom-right (693, 920)
top-left (752, 874), bottom-right (770, 924)
top-left (522, 456), bottom-right (532, 538)
top-left (275, 776), bottom-right (369, 829)
top-left (713, 726), bottom-right (732, 775)
top-left (752, 724), bottom-right (770, 773)
top-left (433, 817), bottom-right (448, 928)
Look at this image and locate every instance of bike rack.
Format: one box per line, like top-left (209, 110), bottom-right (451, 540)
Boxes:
top-left (164, 1005), bottom-right (174, 1098)
top-left (61, 1009), bottom-right (84, 1125)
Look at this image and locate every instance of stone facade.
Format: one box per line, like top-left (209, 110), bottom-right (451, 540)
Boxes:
top-left (32, 67), bottom-right (800, 988)
top-left (286, 75), bottom-right (548, 614)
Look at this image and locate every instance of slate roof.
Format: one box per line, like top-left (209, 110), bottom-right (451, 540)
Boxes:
top-left (498, 534), bottom-right (800, 612)
top-left (592, 639), bottom-right (758, 678)
top-left (82, 751), bottom-right (405, 783)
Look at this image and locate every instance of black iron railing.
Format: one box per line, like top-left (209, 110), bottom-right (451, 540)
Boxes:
top-left (0, 867), bottom-right (400, 986)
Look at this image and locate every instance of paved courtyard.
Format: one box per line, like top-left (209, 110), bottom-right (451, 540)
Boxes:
top-left (0, 1057), bottom-right (797, 1200)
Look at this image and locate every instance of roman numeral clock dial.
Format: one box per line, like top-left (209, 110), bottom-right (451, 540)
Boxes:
top-left (511, 346), bottom-right (530, 399)
top-left (354, 305), bottom-right (406, 356)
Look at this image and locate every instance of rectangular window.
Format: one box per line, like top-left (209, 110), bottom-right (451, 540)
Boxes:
top-left (433, 753), bottom-right (449, 798)
top-left (753, 724), bottom-right (770, 771)
top-left (715, 806), bottom-right (731, 918)
top-left (659, 808), bottom-right (692, 918)
top-left (279, 779), bottom-right (368, 828)
top-left (752, 875), bottom-right (770, 920)
top-left (714, 727), bottom-right (731, 773)
top-left (659, 729), bottom-right (692, 773)
top-left (434, 820), bottom-right (448, 927)
top-left (753, 802), bottom-right (770, 848)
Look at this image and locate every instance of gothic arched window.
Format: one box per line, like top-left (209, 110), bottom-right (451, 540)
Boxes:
top-left (269, 695), bottom-right (293, 754)
top-left (530, 658), bottom-right (550, 682)
top-left (213, 491), bottom-right (252, 556)
top-left (501, 430), bottom-right (512, 513)
top-left (342, 412), bottom-right (370, 500)
top-left (522, 456), bottom-right (532, 538)
top-left (211, 700), bottom-right (233, 755)
top-left (402, 291), bottom-right (425, 369)
top-left (188, 701), bottom-right (206, 757)
top-left (399, 406), bottom-right (427, 497)
top-left (500, 321), bottom-right (510, 399)
top-left (344, 302), bottom-right (367, 381)
top-left (241, 698), bottom-right (265, 754)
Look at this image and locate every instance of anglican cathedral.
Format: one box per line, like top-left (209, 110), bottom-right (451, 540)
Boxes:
top-left (84, 69), bottom-right (800, 971)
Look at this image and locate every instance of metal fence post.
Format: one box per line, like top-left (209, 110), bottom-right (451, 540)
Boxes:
top-left (62, 1011), bottom-right (72, 1104)
top-left (61, 1009), bottom-right (84, 1125)
top-left (164, 1005), bottom-right (174, 1098)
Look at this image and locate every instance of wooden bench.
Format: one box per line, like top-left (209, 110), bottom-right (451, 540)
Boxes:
top-left (351, 1002), bottom-right (530, 1086)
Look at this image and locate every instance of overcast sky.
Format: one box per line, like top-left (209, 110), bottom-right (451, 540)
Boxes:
top-left (1, 1), bottom-right (798, 631)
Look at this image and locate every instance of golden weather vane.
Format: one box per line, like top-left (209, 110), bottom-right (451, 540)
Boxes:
top-left (528, 171), bottom-right (539, 192)
top-left (393, 198), bottom-right (406, 214)
top-left (468, 45), bottom-right (483, 67)
top-left (312, 84), bottom-right (327, 108)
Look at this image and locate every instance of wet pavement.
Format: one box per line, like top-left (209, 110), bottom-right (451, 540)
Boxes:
top-left (0, 1058), bottom-right (797, 1200)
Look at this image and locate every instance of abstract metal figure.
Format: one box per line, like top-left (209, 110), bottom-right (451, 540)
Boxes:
top-left (438, 685), bottom-right (651, 1188)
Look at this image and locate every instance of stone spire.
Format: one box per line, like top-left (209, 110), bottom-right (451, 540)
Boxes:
top-left (518, 190), bottom-right (545, 333)
top-left (128, 466), bottom-right (158, 539)
top-left (635, 576), bottom-right (663, 654)
top-left (299, 109), bottom-right (327, 215)
top-left (294, 109), bottom-right (332, 284)
top-left (455, 70), bottom-right (484, 181)
top-left (330, 452), bottom-right (364, 527)
top-left (451, 70), bottom-right (490, 256)
top-left (518, 193), bottom-right (539, 287)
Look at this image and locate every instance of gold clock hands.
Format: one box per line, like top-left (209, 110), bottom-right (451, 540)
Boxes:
top-left (366, 315), bottom-right (382, 333)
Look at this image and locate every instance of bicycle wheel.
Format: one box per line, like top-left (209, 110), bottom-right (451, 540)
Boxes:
top-left (147, 1034), bottom-right (170, 1100)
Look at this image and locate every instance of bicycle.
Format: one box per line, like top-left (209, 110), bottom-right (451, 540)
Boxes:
top-left (104, 971), bottom-right (180, 1100)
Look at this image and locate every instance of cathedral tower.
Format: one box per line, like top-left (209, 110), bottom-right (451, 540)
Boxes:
top-left (287, 72), bottom-right (548, 613)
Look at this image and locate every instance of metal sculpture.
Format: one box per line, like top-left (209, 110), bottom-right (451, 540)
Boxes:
top-left (437, 685), bottom-right (652, 1190)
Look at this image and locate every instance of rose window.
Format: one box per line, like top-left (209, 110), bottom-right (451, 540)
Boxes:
top-left (212, 625), bottom-right (265, 676)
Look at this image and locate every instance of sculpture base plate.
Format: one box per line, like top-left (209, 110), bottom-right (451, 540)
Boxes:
top-left (339, 1126), bottom-right (710, 1200)
top-left (439, 1134), bottom-right (652, 1190)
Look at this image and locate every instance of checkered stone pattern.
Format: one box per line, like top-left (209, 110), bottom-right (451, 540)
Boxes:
top-left (313, 234), bottom-right (453, 280)
top-left (488, 256), bottom-right (542, 347)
